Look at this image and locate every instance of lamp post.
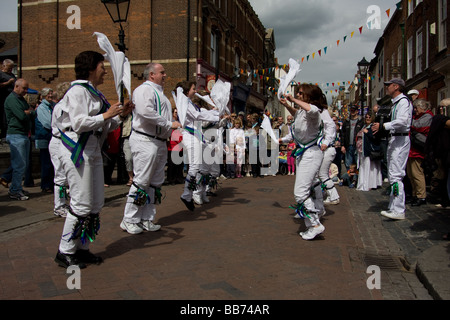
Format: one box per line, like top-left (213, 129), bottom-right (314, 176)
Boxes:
top-left (357, 57), bottom-right (370, 112)
top-left (101, 0), bottom-right (130, 102)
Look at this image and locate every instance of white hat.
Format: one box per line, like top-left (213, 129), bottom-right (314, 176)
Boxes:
top-left (408, 89), bottom-right (419, 96)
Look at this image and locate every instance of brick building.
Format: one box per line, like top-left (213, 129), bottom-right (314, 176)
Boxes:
top-left (369, 0), bottom-right (449, 114)
top-left (17, 0), bottom-right (271, 112)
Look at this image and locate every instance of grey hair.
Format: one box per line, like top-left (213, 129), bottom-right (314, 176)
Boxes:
top-left (440, 98), bottom-right (450, 107)
top-left (2, 59), bottom-right (14, 67)
top-left (413, 98), bottom-right (431, 111)
top-left (143, 63), bottom-right (158, 80)
top-left (41, 87), bottom-right (53, 97)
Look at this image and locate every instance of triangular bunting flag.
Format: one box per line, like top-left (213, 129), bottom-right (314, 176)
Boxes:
top-left (359, 26), bottom-right (363, 34)
top-left (324, 47), bottom-right (327, 54)
top-left (351, 31), bottom-right (355, 38)
top-left (337, 40), bottom-right (340, 46)
top-left (386, 8), bottom-right (391, 17)
top-left (343, 36), bottom-right (347, 42)
top-left (318, 50), bottom-right (321, 57)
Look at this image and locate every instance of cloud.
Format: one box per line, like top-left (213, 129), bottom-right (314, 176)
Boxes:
top-left (248, 0), bottom-right (396, 95)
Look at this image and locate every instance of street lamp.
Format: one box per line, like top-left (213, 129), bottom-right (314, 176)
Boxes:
top-left (101, 0), bottom-right (130, 103)
top-left (101, 0), bottom-right (130, 52)
top-left (357, 57), bottom-right (370, 110)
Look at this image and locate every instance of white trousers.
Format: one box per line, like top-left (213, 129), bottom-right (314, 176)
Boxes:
top-left (49, 137), bottom-right (68, 210)
top-left (58, 134), bottom-right (104, 254)
top-left (123, 132), bottom-right (167, 224)
top-left (318, 147), bottom-right (340, 201)
top-left (387, 136), bottom-right (410, 213)
top-left (194, 144), bottom-right (221, 196)
top-left (294, 146), bottom-right (324, 228)
top-left (181, 132), bottom-right (205, 201)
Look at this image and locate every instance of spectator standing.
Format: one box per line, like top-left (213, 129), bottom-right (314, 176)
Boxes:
top-left (356, 113), bottom-right (382, 191)
top-left (341, 105), bottom-right (364, 171)
top-left (0, 59), bottom-right (16, 141)
top-left (35, 88), bottom-right (55, 193)
top-left (407, 99), bottom-right (433, 206)
top-left (167, 107), bottom-right (184, 185)
top-left (4, 78), bottom-right (34, 200)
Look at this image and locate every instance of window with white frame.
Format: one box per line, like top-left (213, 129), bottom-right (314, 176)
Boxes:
top-left (211, 32), bottom-right (218, 68)
top-left (408, 0), bottom-right (414, 16)
top-left (407, 37), bottom-right (413, 79)
top-left (416, 28), bottom-right (423, 74)
top-left (439, 0), bottom-right (447, 51)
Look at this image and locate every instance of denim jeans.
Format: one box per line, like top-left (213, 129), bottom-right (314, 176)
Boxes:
top-left (6, 134), bottom-right (30, 194)
top-left (344, 144), bottom-right (358, 170)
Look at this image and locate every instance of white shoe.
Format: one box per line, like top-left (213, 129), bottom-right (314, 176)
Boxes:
top-left (300, 224), bottom-right (325, 240)
top-left (202, 195), bottom-right (210, 203)
top-left (380, 210), bottom-right (405, 220)
top-left (53, 205), bottom-right (69, 217)
top-left (138, 220), bottom-right (161, 232)
top-left (192, 193), bottom-right (203, 205)
top-left (323, 198), bottom-right (340, 205)
top-left (318, 210), bottom-right (326, 219)
top-left (120, 220), bottom-right (144, 234)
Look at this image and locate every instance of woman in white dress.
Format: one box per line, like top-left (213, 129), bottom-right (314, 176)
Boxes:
top-left (356, 113), bottom-right (382, 191)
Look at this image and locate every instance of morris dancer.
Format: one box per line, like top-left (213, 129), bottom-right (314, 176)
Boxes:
top-left (121, 63), bottom-right (181, 234)
top-left (372, 78), bottom-right (413, 220)
top-left (176, 81), bottom-right (220, 211)
top-left (54, 51), bottom-right (131, 268)
top-left (279, 84), bottom-right (327, 240)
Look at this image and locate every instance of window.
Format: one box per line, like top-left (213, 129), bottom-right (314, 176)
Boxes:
top-left (211, 32), bottom-right (218, 68)
top-left (439, 0), bottom-right (447, 51)
top-left (416, 28), bottom-right (423, 74)
top-left (408, 0), bottom-right (414, 16)
top-left (407, 37), bottom-right (413, 79)
top-left (234, 50), bottom-right (240, 76)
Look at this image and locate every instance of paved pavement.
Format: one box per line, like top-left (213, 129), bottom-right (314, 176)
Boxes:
top-left (0, 170), bottom-right (448, 303)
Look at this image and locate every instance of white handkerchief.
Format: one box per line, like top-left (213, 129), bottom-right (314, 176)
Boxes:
top-left (93, 32), bottom-right (131, 100)
top-left (172, 87), bottom-right (188, 127)
top-left (195, 93), bottom-right (217, 108)
top-left (277, 58), bottom-right (301, 100)
top-left (210, 79), bottom-right (231, 116)
top-left (260, 115), bottom-right (279, 144)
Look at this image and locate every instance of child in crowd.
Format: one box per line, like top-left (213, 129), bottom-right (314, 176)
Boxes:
top-left (340, 163), bottom-right (358, 188)
top-left (287, 140), bottom-right (296, 175)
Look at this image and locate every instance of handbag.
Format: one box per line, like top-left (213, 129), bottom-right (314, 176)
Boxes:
top-left (410, 131), bottom-right (426, 152)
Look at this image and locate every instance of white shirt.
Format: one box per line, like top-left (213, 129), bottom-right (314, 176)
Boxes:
top-left (384, 93), bottom-right (413, 134)
top-left (319, 109), bottom-right (336, 147)
top-left (132, 80), bottom-right (173, 139)
top-left (281, 104), bottom-right (322, 147)
top-left (55, 80), bottom-right (120, 136)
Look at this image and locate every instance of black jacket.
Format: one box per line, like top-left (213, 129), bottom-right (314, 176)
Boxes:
top-left (341, 117), bottom-right (364, 149)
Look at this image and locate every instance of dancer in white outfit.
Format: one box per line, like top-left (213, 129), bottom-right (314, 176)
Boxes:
top-left (318, 107), bottom-right (340, 206)
top-left (372, 78), bottom-right (413, 220)
top-left (121, 63), bottom-right (181, 234)
top-left (49, 82), bottom-right (71, 217)
top-left (279, 84), bottom-right (327, 240)
top-left (54, 51), bottom-right (131, 268)
top-left (177, 81), bottom-right (220, 211)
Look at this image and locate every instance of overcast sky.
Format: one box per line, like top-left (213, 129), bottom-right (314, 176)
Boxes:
top-left (248, 0), bottom-right (397, 98)
top-left (1, 0), bottom-right (398, 99)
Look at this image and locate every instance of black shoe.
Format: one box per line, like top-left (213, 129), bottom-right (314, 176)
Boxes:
top-left (411, 198), bottom-right (427, 207)
top-left (54, 251), bottom-right (87, 269)
top-left (75, 249), bottom-right (103, 265)
top-left (180, 197), bottom-right (195, 211)
top-left (405, 196), bottom-right (417, 204)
